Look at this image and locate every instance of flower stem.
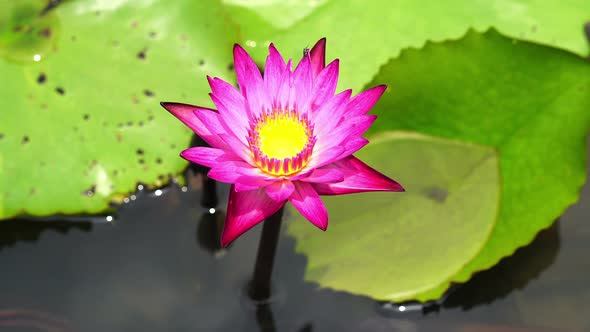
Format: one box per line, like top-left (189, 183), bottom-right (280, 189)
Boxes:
top-left (249, 207), bottom-right (284, 302)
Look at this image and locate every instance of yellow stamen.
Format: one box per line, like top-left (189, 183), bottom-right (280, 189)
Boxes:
top-left (257, 113), bottom-right (308, 159)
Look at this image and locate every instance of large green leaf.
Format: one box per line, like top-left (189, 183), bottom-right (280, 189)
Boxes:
top-left (366, 30), bottom-right (590, 300)
top-left (224, 0), bottom-right (590, 91)
top-left (0, 0), bottom-right (238, 219)
top-left (287, 132), bottom-right (500, 302)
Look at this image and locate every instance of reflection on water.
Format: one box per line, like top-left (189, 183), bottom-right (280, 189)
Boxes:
top-left (0, 138), bottom-right (589, 331)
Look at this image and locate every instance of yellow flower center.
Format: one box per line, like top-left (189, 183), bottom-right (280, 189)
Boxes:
top-left (248, 109), bottom-right (315, 176)
top-left (257, 114), bottom-right (309, 159)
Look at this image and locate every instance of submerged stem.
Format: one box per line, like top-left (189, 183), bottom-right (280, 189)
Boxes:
top-left (248, 207), bottom-right (284, 302)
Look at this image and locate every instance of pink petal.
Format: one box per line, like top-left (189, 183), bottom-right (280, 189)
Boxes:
top-left (206, 159), bottom-right (272, 188)
top-left (222, 185), bottom-right (286, 247)
top-left (305, 145), bottom-right (345, 170)
top-left (276, 59), bottom-right (293, 108)
top-left (234, 44), bottom-right (265, 116)
top-left (297, 168), bottom-right (344, 184)
top-left (311, 59), bottom-right (339, 111)
top-left (160, 102), bottom-right (226, 149)
top-left (313, 89), bottom-right (352, 134)
top-left (207, 76), bottom-right (249, 139)
top-left (314, 115), bottom-right (376, 158)
top-left (292, 55), bottom-right (313, 112)
top-left (309, 38), bottom-right (326, 78)
top-left (289, 181), bottom-right (328, 231)
top-left (345, 85), bottom-right (387, 117)
top-left (312, 156), bottom-right (404, 195)
top-left (265, 180), bottom-right (295, 201)
top-left (341, 137), bottom-right (370, 157)
top-left (209, 93), bottom-right (248, 145)
top-left (180, 147), bottom-right (231, 167)
top-left (264, 44), bottom-right (288, 102)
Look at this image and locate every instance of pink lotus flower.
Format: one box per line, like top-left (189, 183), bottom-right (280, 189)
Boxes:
top-left (161, 39), bottom-right (404, 247)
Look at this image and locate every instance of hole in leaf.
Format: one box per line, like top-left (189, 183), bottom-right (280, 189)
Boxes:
top-left (37, 73), bottom-right (47, 84)
top-left (137, 49), bottom-right (147, 60)
top-left (38, 28), bottom-right (51, 38)
top-left (82, 185), bottom-right (96, 197)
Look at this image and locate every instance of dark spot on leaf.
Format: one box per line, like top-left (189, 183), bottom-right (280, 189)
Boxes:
top-left (73, 126), bottom-right (79, 132)
top-left (180, 34), bottom-right (187, 41)
top-left (423, 187), bottom-right (448, 203)
top-left (83, 114), bottom-right (90, 121)
top-left (138, 121), bottom-right (144, 127)
top-left (113, 170), bottom-right (119, 176)
top-left (40, 104), bottom-right (47, 109)
top-left (155, 158), bottom-right (162, 164)
top-left (112, 40), bottom-right (119, 47)
top-left (71, 35), bottom-right (77, 41)
top-left (0, 133), bottom-right (4, 140)
top-left (170, 144), bottom-right (176, 149)
top-left (531, 25), bottom-right (537, 33)
top-left (158, 174), bottom-right (165, 181)
top-left (148, 115), bottom-right (154, 121)
top-left (138, 158), bottom-right (145, 164)
top-left (82, 185), bottom-right (96, 197)
top-left (149, 31), bottom-right (157, 38)
top-left (22, 136), bottom-right (30, 144)
top-left (95, 10), bottom-right (100, 15)
top-left (40, 161), bottom-right (46, 167)
top-left (37, 73), bottom-right (47, 84)
top-left (131, 21), bottom-right (138, 28)
top-left (137, 49), bottom-right (147, 60)
top-left (127, 121), bottom-right (133, 127)
top-left (143, 89), bottom-right (154, 97)
top-left (29, 188), bottom-right (36, 195)
top-left (136, 148), bottom-right (144, 155)
top-left (13, 25), bottom-right (23, 32)
top-left (39, 27), bottom-right (51, 38)
top-left (199, 59), bottom-right (205, 66)
top-left (116, 133), bottom-right (123, 142)
top-left (55, 87), bottom-right (65, 95)
top-left (227, 63), bottom-right (234, 71)
top-left (132, 95), bottom-right (139, 104)
top-left (117, 123), bottom-right (123, 128)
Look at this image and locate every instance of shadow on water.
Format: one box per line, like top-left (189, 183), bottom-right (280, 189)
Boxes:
top-left (443, 221), bottom-right (560, 310)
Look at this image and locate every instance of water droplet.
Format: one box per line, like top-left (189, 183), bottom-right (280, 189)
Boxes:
top-left (137, 184), bottom-right (144, 191)
top-left (209, 208), bottom-right (216, 214)
top-left (154, 189), bottom-right (163, 197)
top-left (245, 40), bottom-right (257, 47)
top-left (33, 54), bottom-right (41, 62)
top-left (105, 215), bottom-right (114, 222)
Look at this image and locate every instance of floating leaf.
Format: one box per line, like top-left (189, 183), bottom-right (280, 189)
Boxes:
top-left (224, 0), bottom-right (590, 91)
top-left (0, 0), bottom-right (238, 219)
top-left (366, 29), bottom-right (590, 300)
top-left (287, 132), bottom-right (500, 302)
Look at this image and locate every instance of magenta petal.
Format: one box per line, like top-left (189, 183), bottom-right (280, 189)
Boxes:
top-left (313, 89), bottom-right (352, 134)
top-left (313, 156), bottom-right (404, 195)
top-left (222, 185), bottom-right (286, 247)
top-left (309, 38), bottom-right (326, 78)
top-left (311, 59), bottom-right (339, 110)
top-left (180, 147), bottom-right (226, 167)
top-left (298, 168), bottom-right (344, 184)
top-left (292, 55), bottom-right (313, 111)
top-left (234, 44), bottom-right (265, 115)
top-left (346, 85), bottom-right (387, 117)
top-left (289, 182), bottom-right (328, 231)
top-left (160, 102), bottom-right (226, 149)
top-left (264, 44), bottom-right (288, 100)
top-left (265, 180), bottom-right (295, 201)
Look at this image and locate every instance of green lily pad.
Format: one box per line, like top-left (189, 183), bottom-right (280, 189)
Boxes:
top-left (287, 132), bottom-right (500, 302)
top-left (0, 0), bottom-right (238, 219)
top-left (366, 30), bottom-right (590, 300)
top-left (224, 0), bottom-right (590, 91)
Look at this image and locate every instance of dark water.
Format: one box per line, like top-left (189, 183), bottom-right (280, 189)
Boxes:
top-left (1, 137), bottom-right (589, 332)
